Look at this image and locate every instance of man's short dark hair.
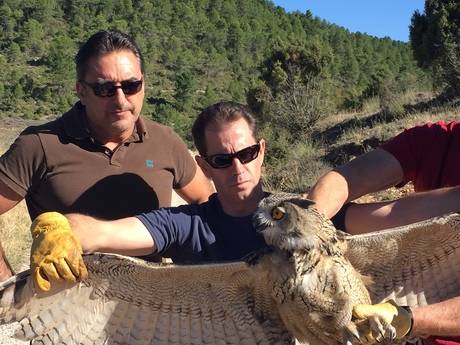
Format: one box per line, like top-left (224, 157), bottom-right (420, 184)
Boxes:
top-left (192, 101), bottom-right (259, 156)
top-left (75, 30), bottom-right (144, 81)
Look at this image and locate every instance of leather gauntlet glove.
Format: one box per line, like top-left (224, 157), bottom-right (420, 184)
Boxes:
top-left (30, 212), bottom-right (88, 292)
top-left (353, 299), bottom-right (413, 343)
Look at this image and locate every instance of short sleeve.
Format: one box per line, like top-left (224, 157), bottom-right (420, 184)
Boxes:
top-left (0, 130), bottom-right (47, 197)
top-left (166, 129), bottom-right (197, 189)
top-left (331, 202), bottom-right (356, 231)
top-left (136, 204), bottom-right (213, 257)
top-left (380, 128), bottom-right (419, 185)
top-left (380, 121), bottom-right (453, 191)
top-left (381, 123), bottom-right (444, 185)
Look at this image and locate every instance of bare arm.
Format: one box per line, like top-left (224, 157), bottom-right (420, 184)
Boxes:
top-left (66, 214), bottom-right (155, 256)
top-left (0, 179), bottom-right (23, 214)
top-left (307, 149), bottom-right (404, 218)
top-left (0, 241), bottom-right (13, 281)
top-left (175, 164), bottom-right (214, 204)
top-left (344, 185), bottom-right (460, 234)
top-left (0, 180), bottom-right (23, 280)
top-left (412, 297), bottom-right (460, 337)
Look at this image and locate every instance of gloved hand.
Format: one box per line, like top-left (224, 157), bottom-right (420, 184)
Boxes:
top-left (30, 212), bottom-right (88, 292)
top-left (352, 299), bottom-right (413, 344)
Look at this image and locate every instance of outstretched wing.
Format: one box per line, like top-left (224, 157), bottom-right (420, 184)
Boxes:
top-left (343, 213), bottom-right (460, 307)
top-left (0, 253), bottom-right (291, 345)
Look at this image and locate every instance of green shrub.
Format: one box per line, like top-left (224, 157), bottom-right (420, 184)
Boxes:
top-left (262, 126), bottom-right (330, 193)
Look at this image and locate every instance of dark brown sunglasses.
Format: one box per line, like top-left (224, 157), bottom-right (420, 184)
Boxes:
top-left (80, 79), bottom-right (143, 97)
top-left (204, 142), bottom-right (261, 169)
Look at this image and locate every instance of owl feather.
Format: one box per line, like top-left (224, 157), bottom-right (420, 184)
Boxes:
top-left (1, 194), bottom-right (459, 345)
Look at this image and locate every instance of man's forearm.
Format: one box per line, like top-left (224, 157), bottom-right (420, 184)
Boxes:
top-left (412, 297), bottom-right (460, 337)
top-left (308, 149), bottom-right (404, 219)
top-left (65, 213), bottom-right (155, 256)
top-left (307, 170), bottom-right (350, 218)
top-left (344, 185), bottom-right (460, 234)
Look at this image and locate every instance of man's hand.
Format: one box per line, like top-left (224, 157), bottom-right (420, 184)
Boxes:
top-left (351, 300), bottom-right (413, 344)
top-left (30, 212), bottom-right (88, 292)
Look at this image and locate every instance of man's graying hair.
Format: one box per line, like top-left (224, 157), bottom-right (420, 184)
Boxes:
top-left (192, 101), bottom-right (259, 156)
top-left (75, 30), bottom-right (144, 81)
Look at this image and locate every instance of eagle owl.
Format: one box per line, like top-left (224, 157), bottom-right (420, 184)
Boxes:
top-left (1, 194), bottom-right (460, 345)
top-left (252, 196), bottom-right (371, 345)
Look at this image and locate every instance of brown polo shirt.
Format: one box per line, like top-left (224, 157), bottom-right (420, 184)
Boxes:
top-left (0, 102), bottom-right (196, 220)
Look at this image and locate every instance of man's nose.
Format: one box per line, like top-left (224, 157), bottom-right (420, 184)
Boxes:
top-left (113, 87), bottom-right (129, 105)
top-left (230, 157), bottom-right (245, 174)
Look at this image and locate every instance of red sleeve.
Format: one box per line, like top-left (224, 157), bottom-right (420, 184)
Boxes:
top-left (380, 121), bottom-right (453, 190)
top-left (380, 127), bottom-right (417, 185)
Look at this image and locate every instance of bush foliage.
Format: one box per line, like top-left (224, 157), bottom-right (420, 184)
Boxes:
top-left (2, 0), bottom-right (454, 192)
top-left (0, 0), bottom-right (429, 127)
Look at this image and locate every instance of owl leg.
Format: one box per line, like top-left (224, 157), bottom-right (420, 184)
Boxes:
top-left (342, 321), bottom-right (360, 345)
top-left (300, 290), bottom-right (359, 344)
top-left (305, 292), bottom-right (371, 345)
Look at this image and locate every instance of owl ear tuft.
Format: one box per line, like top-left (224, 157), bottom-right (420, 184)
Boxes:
top-left (285, 198), bottom-right (316, 210)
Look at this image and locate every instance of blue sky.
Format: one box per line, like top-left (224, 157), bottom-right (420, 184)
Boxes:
top-left (271, 0), bottom-right (425, 42)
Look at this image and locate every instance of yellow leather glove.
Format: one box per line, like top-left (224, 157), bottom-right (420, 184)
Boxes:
top-left (30, 212), bottom-right (88, 292)
top-left (353, 299), bottom-right (413, 343)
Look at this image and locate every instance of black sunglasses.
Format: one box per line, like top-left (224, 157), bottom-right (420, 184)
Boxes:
top-left (204, 142), bottom-right (261, 169)
top-left (80, 79), bottom-right (143, 97)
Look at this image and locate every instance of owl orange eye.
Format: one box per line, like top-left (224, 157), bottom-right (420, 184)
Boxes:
top-left (271, 207), bottom-right (285, 220)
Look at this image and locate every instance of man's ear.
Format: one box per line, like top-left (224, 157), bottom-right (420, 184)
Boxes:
top-left (259, 138), bottom-right (266, 163)
top-left (195, 155), bottom-right (212, 179)
top-left (76, 82), bottom-right (87, 105)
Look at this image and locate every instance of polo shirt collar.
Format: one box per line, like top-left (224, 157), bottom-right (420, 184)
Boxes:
top-left (62, 101), bottom-right (149, 142)
top-left (135, 116), bottom-right (149, 140)
top-left (61, 102), bottom-right (91, 140)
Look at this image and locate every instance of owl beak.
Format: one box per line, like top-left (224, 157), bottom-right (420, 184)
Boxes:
top-left (252, 212), bottom-right (270, 233)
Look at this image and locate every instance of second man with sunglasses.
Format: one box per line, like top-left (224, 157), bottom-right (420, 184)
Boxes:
top-left (30, 101), bottom-right (273, 289)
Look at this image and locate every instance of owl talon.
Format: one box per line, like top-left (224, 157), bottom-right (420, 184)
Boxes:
top-left (368, 314), bottom-right (396, 344)
top-left (346, 311), bottom-right (398, 344)
top-left (342, 322), bottom-right (361, 345)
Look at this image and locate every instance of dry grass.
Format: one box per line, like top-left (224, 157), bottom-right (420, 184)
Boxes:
top-left (314, 91), bottom-right (460, 202)
top-left (0, 202), bottom-right (31, 273)
top-left (1, 92), bottom-right (460, 274)
top-left (0, 118), bottom-right (37, 273)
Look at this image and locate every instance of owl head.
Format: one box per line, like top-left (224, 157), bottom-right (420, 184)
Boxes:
top-left (253, 193), bottom-right (338, 253)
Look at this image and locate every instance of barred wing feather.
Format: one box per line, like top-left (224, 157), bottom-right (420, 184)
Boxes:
top-left (343, 213), bottom-right (460, 307)
top-left (0, 253), bottom-right (291, 345)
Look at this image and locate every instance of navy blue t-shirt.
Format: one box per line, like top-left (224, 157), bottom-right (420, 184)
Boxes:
top-left (136, 193), bottom-right (267, 263)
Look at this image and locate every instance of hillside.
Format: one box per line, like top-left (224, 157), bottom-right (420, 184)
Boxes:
top-left (1, 87), bottom-right (459, 342)
top-left (1, 92), bottom-right (459, 274)
top-left (1, 1), bottom-right (428, 130)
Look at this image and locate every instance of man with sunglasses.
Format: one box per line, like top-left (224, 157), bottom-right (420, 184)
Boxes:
top-left (28, 101), bottom-right (271, 291)
top-left (0, 30), bottom-right (213, 282)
